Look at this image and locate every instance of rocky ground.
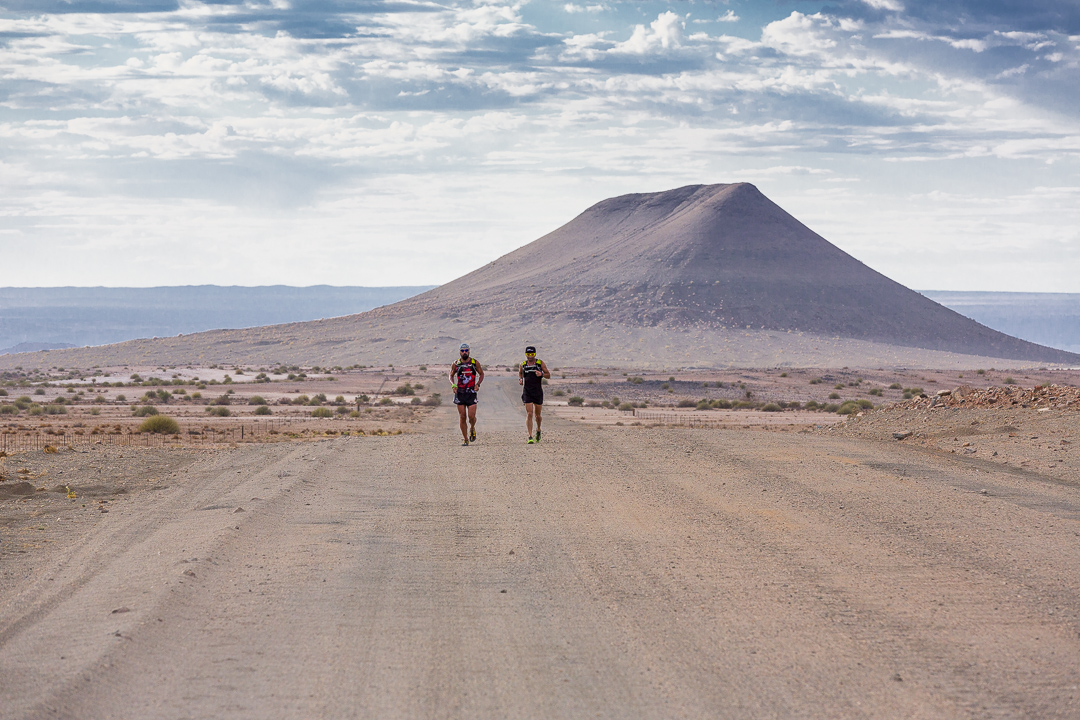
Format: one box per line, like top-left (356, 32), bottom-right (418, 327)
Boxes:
top-left (1, 376), bottom-right (1079, 718)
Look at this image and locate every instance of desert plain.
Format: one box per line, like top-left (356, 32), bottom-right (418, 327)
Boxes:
top-left (2, 361), bottom-right (1079, 719)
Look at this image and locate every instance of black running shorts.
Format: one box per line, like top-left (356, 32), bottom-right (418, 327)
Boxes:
top-left (454, 388), bottom-right (478, 407)
top-left (521, 387), bottom-right (543, 405)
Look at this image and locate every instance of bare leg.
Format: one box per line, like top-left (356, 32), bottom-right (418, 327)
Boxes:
top-left (525, 403), bottom-right (535, 437)
top-left (457, 404), bottom-right (469, 443)
top-left (468, 404), bottom-right (478, 436)
top-left (534, 404), bottom-right (542, 435)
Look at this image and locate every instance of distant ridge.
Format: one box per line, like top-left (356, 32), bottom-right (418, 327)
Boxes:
top-left (1, 184), bottom-right (1076, 370)
top-left (0, 285), bottom-right (433, 352)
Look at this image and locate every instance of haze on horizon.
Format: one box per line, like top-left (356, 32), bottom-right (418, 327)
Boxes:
top-left (1, 0), bottom-right (1078, 293)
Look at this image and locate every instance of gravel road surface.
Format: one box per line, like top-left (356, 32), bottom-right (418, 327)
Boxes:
top-left (2, 378), bottom-right (1079, 719)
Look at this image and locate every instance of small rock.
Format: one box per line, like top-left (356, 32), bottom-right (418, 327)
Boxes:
top-left (937, 389), bottom-right (952, 396)
top-left (893, 431), bottom-right (913, 440)
top-left (111, 607), bottom-right (132, 614)
top-left (233, 507), bottom-right (245, 513)
top-left (183, 569), bottom-right (196, 578)
top-left (892, 673), bottom-right (903, 682)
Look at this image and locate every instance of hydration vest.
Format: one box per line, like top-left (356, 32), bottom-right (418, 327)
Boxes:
top-left (454, 357), bottom-right (480, 390)
top-left (521, 359), bottom-right (543, 389)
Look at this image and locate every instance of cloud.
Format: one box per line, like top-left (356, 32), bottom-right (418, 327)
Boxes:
top-left (1, 0), bottom-right (1079, 289)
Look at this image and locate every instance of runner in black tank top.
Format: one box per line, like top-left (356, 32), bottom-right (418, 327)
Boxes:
top-left (518, 345), bottom-right (550, 443)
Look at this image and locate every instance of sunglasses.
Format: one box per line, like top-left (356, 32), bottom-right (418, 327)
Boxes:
top-left (525, 352), bottom-right (536, 356)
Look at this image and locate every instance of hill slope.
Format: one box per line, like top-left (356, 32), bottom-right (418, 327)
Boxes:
top-left (2, 183), bottom-right (1075, 370)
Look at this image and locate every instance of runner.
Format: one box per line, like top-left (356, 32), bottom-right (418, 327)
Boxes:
top-left (449, 343), bottom-right (483, 446)
top-left (518, 345), bottom-right (550, 444)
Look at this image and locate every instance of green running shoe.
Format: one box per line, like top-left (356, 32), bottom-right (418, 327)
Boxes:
top-left (526, 436), bottom-right (535, 444)
top-left (469, 428), bottom-right (476, 442)
top-left (534, 429), bottom-right (541, 443)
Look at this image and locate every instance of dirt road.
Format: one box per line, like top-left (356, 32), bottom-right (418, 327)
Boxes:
top-left (2, 378), bottom-right (1079, 718)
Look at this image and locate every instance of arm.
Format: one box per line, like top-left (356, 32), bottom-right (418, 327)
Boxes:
top-left (476, 362), bottom-right (485, 388)
top-left (518, 362), bottom-right (524, 385)
top-left (448, 363), bottom-right (457, 389)
top-left (539, 360), bottom-right (551, 379)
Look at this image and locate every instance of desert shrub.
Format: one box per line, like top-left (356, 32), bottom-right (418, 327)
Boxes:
top-left (311, 407), bottom-right (333, 418)
top-left (903, 387), bottom-right (924, 395)
top-left (889, 382), bottom-right (902, 389)
top-left (419, 365), bottom-right (427, 372)
top-left (334, 395), bottom-right (346, 405)
top-left (836, 401), bottom-right (860, 415)
top-left (587, 400), bottom-right (603, 408)
top-left (212, 395), bottom-right (231, 406)
top-left (379, 397), bottom-right (394, 406)
top-left (804, 400), bottom-right (820, 410)
top-left (695, 399), bottom-right (711, 410)
top-left (0, 389), bottom-right (6, 396)
top-left (422, 394), bottom-right (442, 406)
top-left (976, 369), bottom-right (986, 375)
top-left (677, 399), bottom-right (696, 408)
top-left (295, 395), bottom-right (310, 405)
top-left (0, 404), bottom-right (16, 414)
top-left (34, 388), bottom-right (45, 395)
top-left (834, 384), bottom-right (844, 390)
top-left (394, 383), bottom-right (415, 396)
top-left (733, 400), bottom-right (756, 409)
top-left (711, 399), bottom-right (732, 409)
top-left (138, 415), bottom-right (180, 434)
top-left (206, 406), bottom-right (230, 417)
top-left (828, 392), bottom-right (841, 400)
top-left (1005, 377), bottom-right (1015, 384)
top-left (156, 389), bottom-right (172, 402)
top-left (254, 405), bottom-right (272, 416)
top-left (628, 376), bottom-right (643, 384)
top-left (349, 410), bottom-right (361, 418)
top-left (338, 404), bottom-right (352, 413)
top-left (248, 396), bottom-right (267, 405)
top-left (409, 397), bottom-right (421, 405)
top-left (90, 407), bottom-right (100, 415)
top-left (761, 403), bottom-right (782, 412)
top-left (822, 403), bottom-right (840, 413)
top-left (868, 388), bottom-right (883, 396)
top-left (255, 373), bottom-right (270, 383)
top-left (857, 399), bottom-right (874, 409)
top-left (660, 383), bottom-right (670, 391)
top-left (567, 396), bottom-right (584, 407)
top-left (313, 393), bottom-right (327, 404)
top-left (14, 396), bottom-right (32, 410)
top-left (618, 402), bottom-right (634, 411)
top-left (809, 378), bottom-right (823, 385)
top-left (356, 394), bottom-right (370, 404)
top-left (133, 405), bottom-right (158, 417)
top-left (45, 404), bottom-right (67, 415)
top-left (779, 372), bottom-right (788, 378)
top-left (28, 405), bottom-right (44, 415)
top-left (552, 389), bottom-right (565, 397)
top-left (786, 401), bottom-right (801, 410)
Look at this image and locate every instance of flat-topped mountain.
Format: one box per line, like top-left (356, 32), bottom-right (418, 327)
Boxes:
top-left (2, 183), bottom-right (1076, 369)
top-left (370, 183), bottom-right (1075, 363)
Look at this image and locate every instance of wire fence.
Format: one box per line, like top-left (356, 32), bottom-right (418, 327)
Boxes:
top-left (630, 409), bottom-right (735, 428)
top-left (0, 418), bottom-right (294, 454)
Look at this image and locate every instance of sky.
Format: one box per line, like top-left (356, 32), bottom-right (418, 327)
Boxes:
top-left (1, 0), bottom-right (1078, 292)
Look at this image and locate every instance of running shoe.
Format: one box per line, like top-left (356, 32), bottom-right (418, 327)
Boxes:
top-left (469, 428), bottom-right (476, 442)
top-left (526, 436), bottom-right (535, 444)
top-left (462, 439), bottom-right (469, 446)
top-left (534, 429), bottom-right (541, 443)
